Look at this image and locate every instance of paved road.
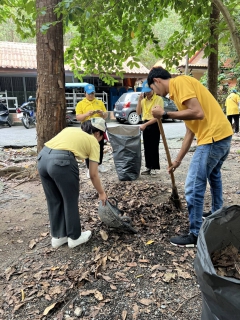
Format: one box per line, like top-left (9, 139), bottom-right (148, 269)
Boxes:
top-left (0, 121), bottom-right (186, 148)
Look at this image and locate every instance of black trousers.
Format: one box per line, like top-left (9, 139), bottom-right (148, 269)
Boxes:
top-left (85, 138), bottom-right (104, 168)
top-left (227, 114), bottom-right (239, 133)
top-left (142, 121), bottom-right (160, 170)
top-left (37, 146), bottom-right (81, 239)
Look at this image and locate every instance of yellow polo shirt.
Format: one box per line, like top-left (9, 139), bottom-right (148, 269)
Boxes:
top-left (141, 93), bottom-right (163, 120)
top-left (225, 93), bottom-right (240, 116)
top-left (45, 127), bottom-right (100, 162)
top-left (76, 98), bottom-right (107, 122)
top-left (169, 76), bottom-right (233, 145)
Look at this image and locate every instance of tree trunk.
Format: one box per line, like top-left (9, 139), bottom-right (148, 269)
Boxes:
top-left (212, 0), bottom-right (240, 62)
top-left (207, 3), bottom-right (219, 99)
top-left (36, 0), bottom-right (66, 152)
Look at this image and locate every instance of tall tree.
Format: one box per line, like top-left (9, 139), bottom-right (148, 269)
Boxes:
top-left (36, 0), bottom-right (66, 151)
top-left (208, 3), bottom-right (220, 98)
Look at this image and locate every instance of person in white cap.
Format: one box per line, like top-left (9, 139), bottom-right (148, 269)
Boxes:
top-left (37, 118), bottom-right (107, 249)
top-left (136, 80), bottom-right (164, 175)
top-left (75, 84), bottom-right (108, 176)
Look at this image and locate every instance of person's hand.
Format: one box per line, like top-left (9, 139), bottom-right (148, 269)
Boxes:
top-left (99, 192), bottom-right (107, 206)
top-left (139, 123), bottom-right (147, 131)
top-left (88, 110), bottom-right (95, 116)
top-left (168, 160), bottom-right (181, 173)
top-left (152, 105), bottom-right (164, 119)
top-left (139, 93), bottom-right (144, 101)
top-left (96, 110), bottom-right (104, 116)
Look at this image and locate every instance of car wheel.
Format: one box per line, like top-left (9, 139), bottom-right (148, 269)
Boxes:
top-left (116, 118), bottom-right (125, 124)
top-left (128, 112), bottom-right (140, 125)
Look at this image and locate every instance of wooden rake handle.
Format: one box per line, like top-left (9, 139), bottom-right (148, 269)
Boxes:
top-left (157, 119), bottom-right (176, 188)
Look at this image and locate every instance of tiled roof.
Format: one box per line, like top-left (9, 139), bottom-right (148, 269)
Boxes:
top-left (0, 41), bottom-right (149, 75)
top-left (178, 49), bottom-right (208, 68)
top-left (0, 42), bottom-right (37, 69)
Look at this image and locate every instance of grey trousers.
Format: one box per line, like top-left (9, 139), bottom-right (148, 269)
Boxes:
top-left (37, 146), bottom-right (81, 239)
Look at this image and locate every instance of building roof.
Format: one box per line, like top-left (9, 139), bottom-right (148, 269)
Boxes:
top-left (0, 41), bottom-right (149, 76)
top-left (178, 48), bottom-right (208, 68)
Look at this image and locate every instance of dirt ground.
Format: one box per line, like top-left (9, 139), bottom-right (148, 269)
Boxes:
top-left (0, 137), bottom-right (240, 320)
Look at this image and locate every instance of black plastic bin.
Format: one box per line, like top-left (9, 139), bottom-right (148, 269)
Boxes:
top-left (107, 125), bottom-right (141, 181)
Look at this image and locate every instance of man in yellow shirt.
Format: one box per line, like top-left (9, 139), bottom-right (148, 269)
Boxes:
top-left (37, 118), bottom-right (107, 249)
top-left (225, 89), bottom-right (240, 134)
top-left (136, 80), bottom-right (164, 175)
top-left (147, 67), bottom-right (233, 247)
top-left (76, 84), bottom-right (108, 176)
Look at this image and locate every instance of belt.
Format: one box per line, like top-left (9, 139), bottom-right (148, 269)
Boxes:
top-left (43, 146), bottom-right (75, 157)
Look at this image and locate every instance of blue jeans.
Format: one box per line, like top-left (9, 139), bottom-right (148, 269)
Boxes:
top-left (185, 136), bottom-right (232, 236)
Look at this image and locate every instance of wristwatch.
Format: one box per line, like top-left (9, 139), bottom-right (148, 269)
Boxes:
top-left (162, 111), bottom-right (169, 119)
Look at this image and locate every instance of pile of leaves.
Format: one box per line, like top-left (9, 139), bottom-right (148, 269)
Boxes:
top-left (211, 243), bottom-right (240, 279)
top-left (0, 178), bottom-right (202, 320)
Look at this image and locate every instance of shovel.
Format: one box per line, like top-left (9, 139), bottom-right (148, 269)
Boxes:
top-left (157, 118), bottom-right (182, 211)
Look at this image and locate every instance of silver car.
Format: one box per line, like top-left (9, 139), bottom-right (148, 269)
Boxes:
top-left (113, 92), bottom-right (178, 125)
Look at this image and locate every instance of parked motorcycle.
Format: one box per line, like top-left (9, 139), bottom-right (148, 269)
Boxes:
top-left (66, 110), bottom-right (80, 126)
top-left (16, 97), bottom-right (36, 129)
top-left (0, 97), bottom-right (12, 127)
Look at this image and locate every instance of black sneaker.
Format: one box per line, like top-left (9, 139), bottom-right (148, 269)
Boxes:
top-left (202, 211), bottom-right (212, 220)
top-left (170, 233), bottom-right (198, 247)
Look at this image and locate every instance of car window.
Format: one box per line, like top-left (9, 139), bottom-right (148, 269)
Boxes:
top-left (131, 93), bottom-right (141, 103)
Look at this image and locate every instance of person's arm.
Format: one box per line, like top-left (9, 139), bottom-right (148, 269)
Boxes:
top-left (76, 111), bottom-right (95, 122)
top-left (139, 118), bottom-right (157, 131)
top-left (89, 161), bottom-right (107, 205)
top-left (75, 101), bottom-right (95, 121)
top-left (168, 126), bottom-right (195, 173)
top-left (152, 97), bottom-right (204, 121)
top-left (136, 94), bottom-right (144, 115)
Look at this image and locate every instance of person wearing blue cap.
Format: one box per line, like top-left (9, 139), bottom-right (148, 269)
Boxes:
top-left (75, 84), bottom-right (108, 177)
top-left (136, 80), bottom-right (164, 175)
top-left (225, 89), bottom-right (240, 134)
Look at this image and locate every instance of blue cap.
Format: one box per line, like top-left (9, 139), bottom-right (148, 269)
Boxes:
top-left (231, 89), bottom-right (237, 93)
top-left (141, 80), bottom-right (152, 93)
top-left (85, 84), bottom-right (95, 94)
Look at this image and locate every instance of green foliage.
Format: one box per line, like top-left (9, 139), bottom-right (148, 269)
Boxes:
top-left (0, 0), bottom-right (240, 85)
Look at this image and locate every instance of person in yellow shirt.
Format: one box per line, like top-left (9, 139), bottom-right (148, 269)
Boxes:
top-left (136, 80), bottom-right (164, 175)
top-left (37, 118), bottom-right (107, 249)
top-left (76, 84), bottom-right (108, 176)
top-left (225, 89), bottom-right (240, 134)
top-left (147, 67), bottom-right (233, 247)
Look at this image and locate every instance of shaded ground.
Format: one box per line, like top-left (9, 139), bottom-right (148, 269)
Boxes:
top-left (0, 137), bottom-right (240, 320)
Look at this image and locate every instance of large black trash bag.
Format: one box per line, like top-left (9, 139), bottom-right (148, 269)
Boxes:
top-left (107, 125), bottom-right (141, 181)
top-left (194, 205), bottom-right (240, 320)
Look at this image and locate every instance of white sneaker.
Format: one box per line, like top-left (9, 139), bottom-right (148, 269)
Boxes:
top-left (68, 231), bottom-right (92, 248)
top-left (86, 169), bottom-right (90, 178)
top-left (98, 164), bottom-right (108, 173)
top-left (151, 169), bottom-right (159, 176)
top-left (51, 237), bottom-right (68, 248)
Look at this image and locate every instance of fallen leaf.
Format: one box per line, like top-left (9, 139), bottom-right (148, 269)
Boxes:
top-left (146, 240), bottom-right (154, 245)
top-left (110, 284), bottom-right (117, 290)
top-left (43, 302), bottom-right (57, 316)
top-left (122, 310), bottom-right (127, 320)
top-left (29, 239), bottom-right (36, 249)
top-left (163, 272), bottom-right (176, 283)
top-left (21, 289), bottom-right (25, 301)
top-left (132, 304), bottom-right (139, 320)
top-left (100, 230), bottom-right (108, 241)
top-left (94, 290), bottom-right (103, 301)
top-left (139, 298), bottom-right (153, 306)
top-left (127, 262), bottom-right (137, 267)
